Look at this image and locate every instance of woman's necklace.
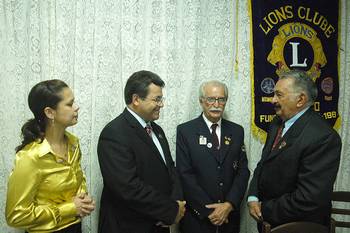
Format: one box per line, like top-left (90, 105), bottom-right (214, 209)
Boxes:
top-left (51, 138), bottom-right (68, 161)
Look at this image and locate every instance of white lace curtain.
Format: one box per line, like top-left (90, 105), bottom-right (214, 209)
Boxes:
top-left (0, 1), bottom-right (349, 233)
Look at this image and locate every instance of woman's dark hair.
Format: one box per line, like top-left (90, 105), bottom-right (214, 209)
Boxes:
top-left (16, 79), bottom-right (68, 153)
top-left (124, 70), bottom-right (165, 105)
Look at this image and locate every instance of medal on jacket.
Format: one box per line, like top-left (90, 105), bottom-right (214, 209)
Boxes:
top-left (224, 136), bottom-right (231, 145)
top-left (279, 141), bottom-right (287, 149)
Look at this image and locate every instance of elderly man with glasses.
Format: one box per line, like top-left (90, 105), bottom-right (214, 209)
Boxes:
top-left (176, 80), bottom-right (250, 233)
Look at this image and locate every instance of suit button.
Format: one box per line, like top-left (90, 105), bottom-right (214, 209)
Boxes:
top-left (217, 166), bottom-right (221, 169)
top-left (219, 182), bottom-right (223, 186)
top-left (218, 200), bottom-right (221, 203)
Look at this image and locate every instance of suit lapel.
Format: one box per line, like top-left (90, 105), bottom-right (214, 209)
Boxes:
top-left (267, 124), bottom-right (280, 152)
top-left (151, 123), bottom-right (172, 167)
top-left (261, 121), bottom-right (282, 161)
top-left (220, 120), bottom-right (233, 163)
top-left (264, 108), bottom-right (313, 162)
top-left (123, 109), bottom-right (151, 144)
top-left (196, 115), bottom-right (221, 163)
top-left (123, 109), bottom-right (168, 167)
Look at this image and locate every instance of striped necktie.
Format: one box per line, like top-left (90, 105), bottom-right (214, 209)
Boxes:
top-left (272, 123), bottom-right (284, 150)
top-left (211, 123), bottom-right (219, 150)
top-left (145, 124), bottom-right (152, 137)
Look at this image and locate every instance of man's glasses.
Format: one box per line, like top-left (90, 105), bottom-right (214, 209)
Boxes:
top-left (203, 97), bottom-right (227, 105)
top-left (144, 96), bottom-right (165, 105)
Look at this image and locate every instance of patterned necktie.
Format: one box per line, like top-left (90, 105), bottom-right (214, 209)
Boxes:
top-left (272, 123), bottom-right (284, 150)
top-left (145, 124), bottom-right (152, 137)
top-left (211, 123), bottom-right (219, 150)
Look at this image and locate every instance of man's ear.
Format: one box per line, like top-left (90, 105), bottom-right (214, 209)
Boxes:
top-left (296, 92), bottom-right (307, 108)
top-left (132, 94), bottom-right (140, 106)
top-left (44, 107), bottom-right (55, 120)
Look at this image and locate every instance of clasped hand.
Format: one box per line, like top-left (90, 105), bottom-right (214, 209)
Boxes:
top-left (206, 202), bottom-right (233, 226)
top-left (74, 193), bottom-right (95, 218)
top-left (157, 200), bottom-right (186, 227)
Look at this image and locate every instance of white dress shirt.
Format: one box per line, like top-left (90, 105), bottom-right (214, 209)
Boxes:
top-left (127, 107), bottom-right (166, 164)
top-left (202, 114), bottom-right (222, 146)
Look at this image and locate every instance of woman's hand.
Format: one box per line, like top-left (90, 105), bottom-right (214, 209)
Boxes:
top-left (73, 193), bottom-right (95, 218)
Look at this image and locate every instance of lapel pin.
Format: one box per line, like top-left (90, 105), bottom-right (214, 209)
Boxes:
top-left (224, 136), bottom-right (231, 145)
top-left (158, 134), bottom-right (163, 139)
top-left (207, 142), bottom-right (212, 148)
top-left (279, 141), bottom-right (287, 149)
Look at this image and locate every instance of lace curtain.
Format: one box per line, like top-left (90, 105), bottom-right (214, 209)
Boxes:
top-left (0, 1), bottom-right (349, 233)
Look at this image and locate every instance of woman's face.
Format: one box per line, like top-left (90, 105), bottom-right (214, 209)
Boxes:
top-left (53, 87), bottom-right (79, 127)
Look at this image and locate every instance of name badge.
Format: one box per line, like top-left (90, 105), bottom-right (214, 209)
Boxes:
top-left (199, 135), bottom-right (207, 145)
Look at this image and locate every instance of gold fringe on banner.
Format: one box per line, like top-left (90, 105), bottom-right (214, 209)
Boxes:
top-left (248, 0), bottom-right (267, 143)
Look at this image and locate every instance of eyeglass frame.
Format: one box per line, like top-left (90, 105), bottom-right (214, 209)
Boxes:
top-left (143, 96), bottom-right (165, 105)
top-left (202, 96), bottom-right (227, 105)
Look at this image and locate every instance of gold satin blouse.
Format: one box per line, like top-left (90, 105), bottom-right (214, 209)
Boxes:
top-left (6, 131), bottom-right (87, 233)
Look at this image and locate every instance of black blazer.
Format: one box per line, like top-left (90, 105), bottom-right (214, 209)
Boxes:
top-left (176, 115), bottom-right (250, 233)
top-left (248, 108), bottom-right (341, 227)
top-left (97, 108), bottom-right (182, 233)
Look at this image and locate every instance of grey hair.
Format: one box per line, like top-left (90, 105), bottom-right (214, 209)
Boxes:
top-left (279, 69), bottom-right (318, 106)
top-left (199, 80), bottom-right (228, 99)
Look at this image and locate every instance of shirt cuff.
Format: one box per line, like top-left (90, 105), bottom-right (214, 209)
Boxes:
top-left (57, 202), bottom-right (77, 218)
top-left (247, 196), bottom-right (259, 203)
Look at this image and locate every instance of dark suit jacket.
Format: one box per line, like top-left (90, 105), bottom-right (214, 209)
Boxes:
top-left (176, 115), bottom-right (250, 233)
top-left (248, 108), bottom-right (341, 227)
top-left (97, 108), bottom-right (183, 233)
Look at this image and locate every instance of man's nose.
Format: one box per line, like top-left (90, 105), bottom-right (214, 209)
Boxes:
top-left (74, 104), bottom-right (80, 111)
top-left (213, 100), bottom-right (220, 107)
top-left (271, 95), bottom-right (277, 104)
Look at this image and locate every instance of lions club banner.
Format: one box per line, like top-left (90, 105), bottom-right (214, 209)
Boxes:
top-left (249, 0), bottom-right (341, 142)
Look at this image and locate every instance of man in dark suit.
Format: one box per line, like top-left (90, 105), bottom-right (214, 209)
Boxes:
top-left (247, 69), bottom-right (342, 230)
top-left (176, 81), bottom-right (250, 233)
top-left (97, 70), bottom-right (185, 233)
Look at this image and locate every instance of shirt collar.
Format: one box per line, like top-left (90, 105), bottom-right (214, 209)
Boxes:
top-left (284, 107), bottom-right (309, 131)
top-left (202, 113), bottom-right (222, 131)
top-left (127, 107), bottom-right (148, 128)
top-left (37, 131), bottom-right (79, 157)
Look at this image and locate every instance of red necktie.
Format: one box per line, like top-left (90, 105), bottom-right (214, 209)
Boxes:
top-left (145, 124), bottom-right (152, 137)
top-left (272, 124), bottom-right (284, 150)
top-left (211, 123), bottom-right (219, 150)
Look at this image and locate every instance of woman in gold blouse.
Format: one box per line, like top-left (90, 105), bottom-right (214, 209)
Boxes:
top-left (6, 80), bottom-right (95, 233)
